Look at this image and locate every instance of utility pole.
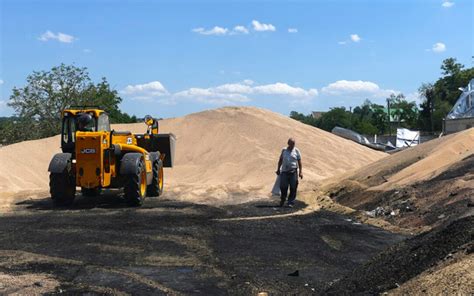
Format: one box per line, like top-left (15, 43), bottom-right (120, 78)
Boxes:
top-left (430, 89), bottom-right (434, 135)
top-left (349, 106), bottom-right (352, 129)
top-left (387, 98), bottom-right (391, 136)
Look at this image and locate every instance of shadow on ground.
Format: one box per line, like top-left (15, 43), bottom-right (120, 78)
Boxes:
top-left (1, 194), bottom-right (406, 295)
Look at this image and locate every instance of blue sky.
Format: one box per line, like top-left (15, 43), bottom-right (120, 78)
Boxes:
top-left (1, 0), bottom-right (473, 118)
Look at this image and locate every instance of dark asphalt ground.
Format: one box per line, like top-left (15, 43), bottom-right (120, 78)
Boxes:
top-left (0, 192), bottom-right (406, 295)
top-left (326, 215), bottom-right (473, 295)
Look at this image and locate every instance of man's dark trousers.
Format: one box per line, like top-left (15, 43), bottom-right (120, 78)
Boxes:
top-left (280, 170), bottom-right (298, 205)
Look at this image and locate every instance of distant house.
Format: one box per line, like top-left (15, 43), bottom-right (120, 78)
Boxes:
top-left (311, 111), bottom-right (325, 119)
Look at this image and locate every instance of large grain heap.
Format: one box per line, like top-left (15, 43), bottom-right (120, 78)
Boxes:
top-left (0, 106), bottom-right (385, 207)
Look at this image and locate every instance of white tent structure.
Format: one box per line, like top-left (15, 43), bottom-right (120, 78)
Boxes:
top-left (446, 78), bottom-right (474, 119)
top-left (443, 79), bottom-right (474, 134)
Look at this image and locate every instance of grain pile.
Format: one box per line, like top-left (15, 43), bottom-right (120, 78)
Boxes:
top-left (324, 129), bottom-right (474, 227)
top-left (325, 129), bottom-right (474, 193)
top-left (0, 106), bottom-right (385, 208)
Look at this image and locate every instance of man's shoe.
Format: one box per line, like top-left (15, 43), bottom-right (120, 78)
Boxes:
top-left (279, 200), bottom-right (285, 207)
top-left (288, 203), bottom-right (294, 208)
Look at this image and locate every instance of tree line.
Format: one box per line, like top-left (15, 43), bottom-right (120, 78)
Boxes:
top-left (290, 58), bottom-right (474, 135)
top-left (1, 58), bottom-right (472, 145)
top-left (0, 64), bottom-right (137, 145)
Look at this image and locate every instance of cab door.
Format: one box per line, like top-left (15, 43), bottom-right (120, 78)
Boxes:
top-left (97, 113), bottom-right (113, 187)
top-left (61, 115), bottom-right (76, 153)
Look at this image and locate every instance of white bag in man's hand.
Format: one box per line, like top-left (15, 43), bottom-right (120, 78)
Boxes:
top-left (271, 175), bottom-right (281, 196)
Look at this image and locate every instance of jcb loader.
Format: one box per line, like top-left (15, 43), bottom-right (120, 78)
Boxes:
top-left (48, 108), bottom-right (175, 206)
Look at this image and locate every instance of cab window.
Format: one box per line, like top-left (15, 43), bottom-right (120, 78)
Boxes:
top-left (98, 113), bottom-right (111, 131)
top-left (81, 117), bottom-right (96, 132)
top-left (61, 115), bottom-right (76, 153)
top-left (62, 116), bottom-right (75, 143)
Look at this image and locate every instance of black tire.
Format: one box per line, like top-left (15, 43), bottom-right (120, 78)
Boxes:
top-left (147, 160), bottom-right (164, 197)
top-left (124, 159), bottom-right (146, 206)
top-left (50, 171), bottom-right (76, 206)
top-left (81, 187), bottom-right (101, 197)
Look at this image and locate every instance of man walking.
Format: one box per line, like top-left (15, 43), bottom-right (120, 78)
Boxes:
top-left (276, 138), bottom-right (303, 207)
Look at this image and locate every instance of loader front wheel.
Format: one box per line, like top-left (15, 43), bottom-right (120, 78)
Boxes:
top-left (50, 171), bottom-right (76, 206)
top-left (124, 159), bottom-right (146, 206)
top-left (147, 160), bottom-right (164, 197)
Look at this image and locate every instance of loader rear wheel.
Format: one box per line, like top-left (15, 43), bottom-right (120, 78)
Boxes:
top-left (50, 171), bottom-right (76, 206)
top-left (124, 159), bottom-right (146, 206)
top-left (147, 160), bottom-right (164, 197)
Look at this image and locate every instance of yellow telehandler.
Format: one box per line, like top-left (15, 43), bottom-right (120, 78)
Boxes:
top-left (48, 107), bottom-right (175, 206)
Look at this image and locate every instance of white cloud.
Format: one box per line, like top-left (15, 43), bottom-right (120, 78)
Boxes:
top-left (83, 49), bottom-right (92, 53)
top-left (121, 81), bottom-right (169, 100)
top-left (288, 28), bottom-right (298, 33)
top-left (173, 88), bottom-right (250, 105)
top-left (253, 83), bottom-right (317, 97)
top-left (175, 81), bottom-right (317, 105)
top-left (350, 34), bottom-right (361, 42)
top-left (233, 26), bottom-right (249, 34)
top-left (192, 26), bottom-right (228, 36)
top-left (212, 83), bottom-right (253, 94)
top-left (0, 79), bottom-right (3, 85)
top-left (123, 80), bottom-right (317, 105)
top-left (339, 34), bottom-right (362, 45)
top-left (252, 20), bottom-right (276, 32)
top-left (39, 30), bottom-right (76, 43)
top-left (193, 21), bottom-right (276, 36)
top-left (123, 79), bottom-right (405, 108)
top-left (442, 1), bottom-right (454, 8)
top-left (432, 42), bottom-right (446, 53)
top-left (321, 80), bottom-right (397, 98)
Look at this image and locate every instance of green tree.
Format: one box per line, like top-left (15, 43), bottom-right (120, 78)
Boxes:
top-left (350, 100), bottom-right (379, 135)
top-left (289, 111), bottom-right (318, 126)
top-left (8, 64), bottom-right (91, 137)
top-left (434, 58), bottom-right (473, 106)
top-left (352, 100), bottom-right (373, 121)
top-left (370, 103), bottom-right (388, 134)
top-left (82, 78), bottom-right (137, 123)
top-left (387, 93), bottom-right (418, 129)
top-left (318, 107), bottom-right (351, 131)
top-left (440, 58), bottom-right (464, 76)
top-left (353, 120), bottom-right (378, 135)
top-left (5, 64), bottom-right (136, 143)
top-left (418, 83), bottom-right (435, 132)
top-left (420, 58), bottom-right (474, 131)
top-left (289, 57), bottom-right (473, 134)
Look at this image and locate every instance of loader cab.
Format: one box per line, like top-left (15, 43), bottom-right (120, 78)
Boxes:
top-left (61, 109), bottom-right (110, 153)
top-left (144, 115), bottom-right (159, 135)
